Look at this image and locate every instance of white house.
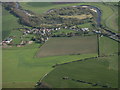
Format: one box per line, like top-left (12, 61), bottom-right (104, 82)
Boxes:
top-left (65, 26), bottom-right (67, 29)
top-left (81, 28), bottom-right (89, 31)
top-left (4, 38), bottom-right (13, 44)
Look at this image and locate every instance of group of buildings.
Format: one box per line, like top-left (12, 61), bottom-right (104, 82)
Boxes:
top-left (1, 25), bottom-right (100, 47)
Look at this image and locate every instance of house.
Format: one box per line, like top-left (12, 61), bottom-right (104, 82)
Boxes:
top-left (81, 28), bottom-right (89, 32)
top-left (55, 28), bottom-right (58, 30)
top-left (3, 38), bottom-right (13, 44)
top-left (65, 26), bottom-right (67, 29)
top-left (93, 30), bottom-right (101, 34)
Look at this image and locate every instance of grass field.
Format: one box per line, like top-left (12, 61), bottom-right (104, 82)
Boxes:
top-left (105, 5), bottom-right (118, 32)
top-left (2, 8), bottom-right (30, 40)
top-left (99, 36), bottom-right (119, 56)
top-left (2, 42), bottom-right (97, 88)
top-left (41, 36), bottom-right (119, 88)
top-left (2, 8), bottom-right (22, 40)
top-left (42, 55), bottom-right (118, 88)
top-left (36, 35), bottom-right (97, 57)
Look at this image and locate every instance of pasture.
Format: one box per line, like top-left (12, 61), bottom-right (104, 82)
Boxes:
top-left (41, 35), bottom-right (119, 88)
top-left (2, 8), bottom-right (30, 40)
top-left (42, 55), bottom-right (118, 88)
top-left (2, 8), bottom-right (22, 40)
top-left (36, 35), bottom-right (97, 57)
top-left (2, 43), bottom-right (97, 88)
top-left (105, 4), bottom-right (118, 32)
top-left (99, 36), bottom-right (119, 56)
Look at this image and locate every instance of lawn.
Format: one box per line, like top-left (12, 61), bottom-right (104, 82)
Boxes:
top-left (36, 35), bottom-right (97, 57)
top-left (42, 55), bottom-right (118, 88)
top-left (2, 43), bottom-right (97, 88)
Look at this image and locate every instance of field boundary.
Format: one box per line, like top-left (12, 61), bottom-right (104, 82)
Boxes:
top-left (52, 52), bottom-right (119, 68)
top-left (52, 56), bottom-right (98, 68)
top-left (38, 53), bottom-right (118, 88)
top-left (62, 78), bottom-right (111, 88)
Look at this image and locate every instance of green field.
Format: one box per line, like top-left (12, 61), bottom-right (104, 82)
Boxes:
top-left (41, 36), bottom-right (119, 88)
top-left (105, 4), bottom-right (118, 32)
top-left (36, 35), bottom-right (97, 57)
top-left (3, 43), bottom-right (97, 88)
top-left (2, 8), bottom-right (30, 40)
top-left (2, 8), bottom-right (22, 40)
top-left (42, 55), bottom-right (118, 88)
top-left (99, 36), bottom-right (119, 56)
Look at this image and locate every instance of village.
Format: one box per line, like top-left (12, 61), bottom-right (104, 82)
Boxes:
top-left (1, 22), bottom-right (119, 48)
top-left (1, 26), bottom-right (95, 47)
